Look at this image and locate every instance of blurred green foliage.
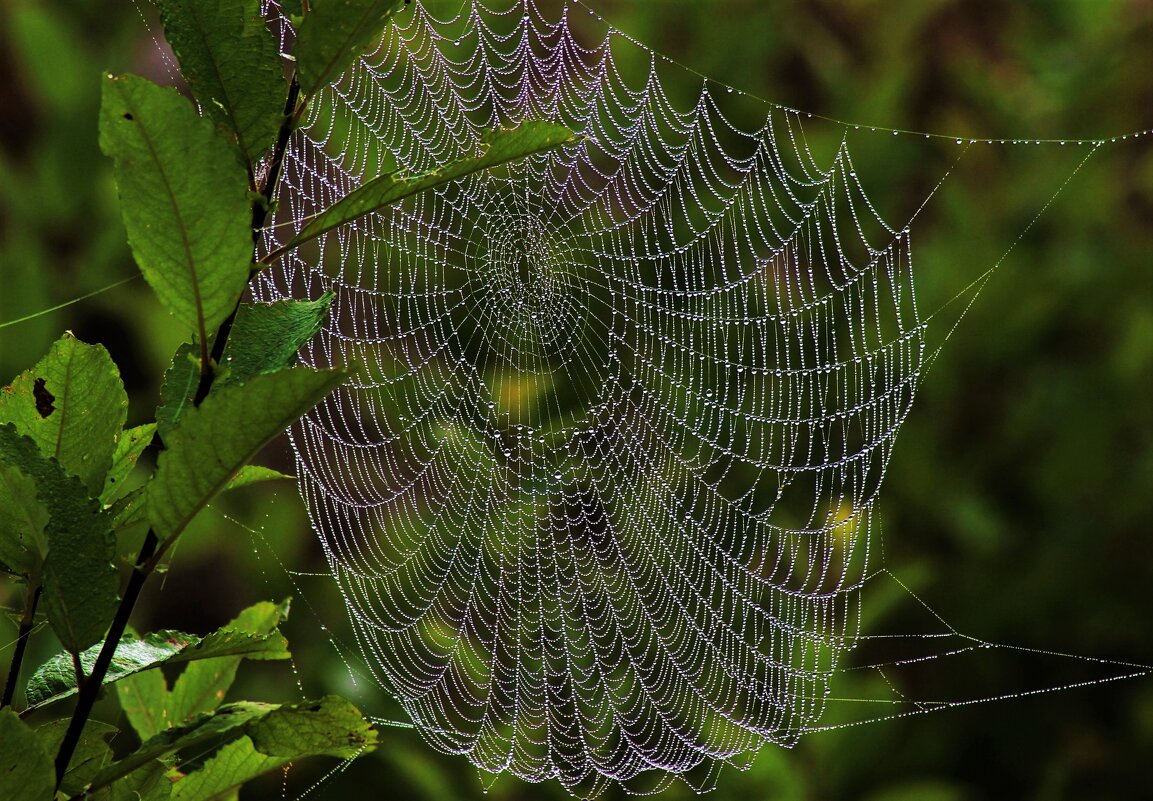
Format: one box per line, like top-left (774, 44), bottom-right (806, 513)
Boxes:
top-left (1, 0), bottom-right (1150, 799)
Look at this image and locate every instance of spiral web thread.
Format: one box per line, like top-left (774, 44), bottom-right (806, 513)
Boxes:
top-left (253, 1), bottom-right (1143, 795)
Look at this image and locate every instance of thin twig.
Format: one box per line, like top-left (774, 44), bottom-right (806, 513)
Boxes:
top-left (1, 584), bottom-right (42, 708)
top-left (192, 73), bottom-right (301, 407)
top-left (53, 529), bottom-right (158, 788)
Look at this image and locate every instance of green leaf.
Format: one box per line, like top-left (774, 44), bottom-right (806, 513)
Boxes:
top-left (99, 74), bottom-right (252, 345)
top-left (166, 600), bottom-right (291, 729)
top-left (0, 424), bottom-right (117, 653)
top-left (295, 0), bottom-right (406, 96)
top-left (0, 332), bottom-right (128, 496)
top-left (91, 696), bottom-right (374, 795)
top-left (28, 619), bottom-right (289, 711)
top-left (25, 631), bottom-right (198, 708)
top-left (168, 737), bottom-right (276, 801)
top-left (268, 123), bottom-right (576, 260)
top-left (168, 628), bottom-right (289, 665)
top-left (0, 462), bottom-right (48, 576)
top-left (97, 701), bottom-right (275, 788)
top-left (34, 719), bottom-right (118, 797)
top-left (140, 699), bottom-right (374, 800)
top-left (117, 667), bottom-right (172, 742)
top-left (110, 486), bottom-right (149, 532)
top-left (0, 709), bottom-right (54, 801)
top-left (219, 294), bottom-right (334, 386)
top-left (222, 464), bottom-right (294, 491)
top-left (156, 0), bottom-right (284, 171)
top-left (157, 296), bottom-right (333, 443)
top-left (156, 342), bottom-right (201, 443)
top-left (247, 695), bottom-right (376, 759)
top-left (148, 367), bottom-right (344, 541)
top-left (92, 759), bottom-right (174, 801)
top-left (102, 423), bottom-right (157, 504)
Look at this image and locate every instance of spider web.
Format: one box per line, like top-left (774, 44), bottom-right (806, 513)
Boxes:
top-left (253, 0), bottom-right (1148, 795)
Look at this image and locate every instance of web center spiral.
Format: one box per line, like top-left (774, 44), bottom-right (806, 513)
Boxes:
top-left (480, 213), bottom-right (573, 357)
top-left (459, 202), bottom-right (613, 428)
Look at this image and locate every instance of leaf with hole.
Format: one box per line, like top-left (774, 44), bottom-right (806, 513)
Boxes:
top-left (0, 332), bottom-right (127, 496)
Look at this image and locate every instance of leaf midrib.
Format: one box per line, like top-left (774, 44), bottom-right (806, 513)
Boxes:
top-left (120, 83), bottom-right (208, 347)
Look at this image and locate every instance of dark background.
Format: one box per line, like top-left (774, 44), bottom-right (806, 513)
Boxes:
top-left (1, 1), bottom-right (1151, 799)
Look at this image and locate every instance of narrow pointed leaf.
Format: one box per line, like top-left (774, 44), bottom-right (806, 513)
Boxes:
top-left (270, 123), bottom-right (576, 260)
top-left (156, 0), bottom-right (284, 170)
top-left (148, 367), bottom-right (344, 540)
top-left (295, 0), bottom-right (406, 95)
top-left (222, 464), bottom-right (294, 491)
top-left (156, 342), bottom-right (200, 443)
top-left (110, 486), bottom-right (149, 532)
top-left (0, 424), bottom-right (117, 653)
top-left (168, 628), bottom-right (289, 665)
top-left (102, 423), bottom-right (157, 504)
top-left (0, 333), bottom-right (127, 496)
top-left (100, 74), bottom-right (252, 345)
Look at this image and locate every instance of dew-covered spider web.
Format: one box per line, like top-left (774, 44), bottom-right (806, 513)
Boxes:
top-left (251, 0), bottom-right (1152, 795)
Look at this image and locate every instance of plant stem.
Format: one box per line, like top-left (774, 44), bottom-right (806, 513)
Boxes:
top-left (56, 72), bottom-right (304, 785)
top-left (70, 651), bottom-right (85, 688)
top-left (192, 73), bottom-right (301, 407)
top-left (53, 529), bottom-right (158, 788)
top-left (1, 584), bottom-right (42, 708)
top-left (256, 74), bottom-right (301, 239)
